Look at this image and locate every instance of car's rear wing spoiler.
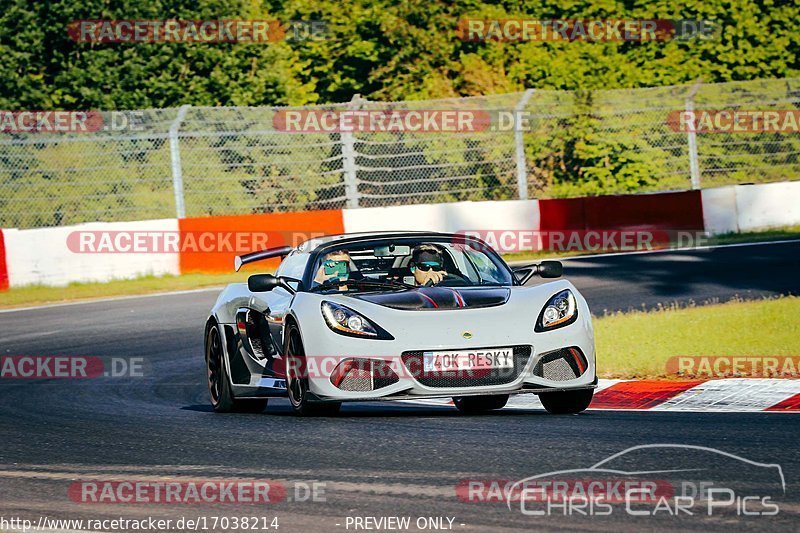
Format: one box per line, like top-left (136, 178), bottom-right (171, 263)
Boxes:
top-left (234, 246), bottom-right (293, 272)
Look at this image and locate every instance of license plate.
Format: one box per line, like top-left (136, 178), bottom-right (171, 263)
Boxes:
top-left (422, 348), bottom-right (514, 372)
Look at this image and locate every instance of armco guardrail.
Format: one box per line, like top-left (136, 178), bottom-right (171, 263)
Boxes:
top-left (2, 181), bottom-right (799, 289)
top-left (1, 78), bottom-right (799, 229)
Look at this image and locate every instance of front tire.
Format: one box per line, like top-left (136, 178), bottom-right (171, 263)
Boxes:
top-left (453, 394), bottom-right (509, 413)
top-left (206, 324), bottom-right (268, 413)
top-left (284, 323), bottom-right (341, 417)
top-left (538, 388), bottom-right (593, 414)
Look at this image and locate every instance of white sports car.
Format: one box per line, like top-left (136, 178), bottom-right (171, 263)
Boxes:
top-left (204, 231), bottom-right (596, 416)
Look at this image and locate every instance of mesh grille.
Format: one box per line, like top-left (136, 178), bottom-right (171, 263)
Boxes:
top-left (543, 358), bottom-right (577, 381)
top-left (334, 359), bottom-right (399, 391)
top-left (532, 348), bottom-right (586, 381)
top-left (401, 345), bottom-right (531, 388)
top-left (338, 368), bottom-right (372, 392)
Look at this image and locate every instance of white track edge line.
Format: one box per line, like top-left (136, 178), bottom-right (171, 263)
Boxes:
top-left (508, 237), bottom-right (800, 264)
top-left (0, 286), bottom-right (222, 314)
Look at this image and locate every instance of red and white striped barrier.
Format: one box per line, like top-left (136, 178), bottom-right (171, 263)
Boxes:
top-left (1, 180), bottom-right (799, 289)
top-left (0, 229), bottom-right (8, 291)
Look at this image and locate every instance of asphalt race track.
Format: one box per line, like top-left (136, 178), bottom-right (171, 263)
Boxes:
top-left (1, 241), bottom-right (799, 531)
top-left (525, 239), bottom-right (800, 313)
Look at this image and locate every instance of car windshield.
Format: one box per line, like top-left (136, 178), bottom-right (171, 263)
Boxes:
top-left (308, 238), bottom-right (512, 291)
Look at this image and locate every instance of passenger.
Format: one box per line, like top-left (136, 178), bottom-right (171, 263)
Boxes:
top-left (409, 244), bottom-right (447, 286)
top-left (314, 250), bottom-right (352, 285)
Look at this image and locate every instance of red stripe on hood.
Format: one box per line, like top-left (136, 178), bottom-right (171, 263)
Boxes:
top-left (451, 289), bottom-right (466, 308)
top-left (416, 291), bottom-right (439, 308)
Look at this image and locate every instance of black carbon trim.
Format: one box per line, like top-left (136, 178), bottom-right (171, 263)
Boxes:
top-left (225, 325), bottom-right (251, 385)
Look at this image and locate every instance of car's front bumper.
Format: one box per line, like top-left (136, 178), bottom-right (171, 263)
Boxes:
top-left (291, 281), bottom-right (596, 402)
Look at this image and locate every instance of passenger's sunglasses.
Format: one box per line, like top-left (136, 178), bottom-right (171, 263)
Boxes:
top-left (414, 261), bottom-right (442, 272)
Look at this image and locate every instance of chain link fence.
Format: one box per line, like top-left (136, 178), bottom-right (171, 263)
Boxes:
top-left (1, 78), bottom-right (799, 229)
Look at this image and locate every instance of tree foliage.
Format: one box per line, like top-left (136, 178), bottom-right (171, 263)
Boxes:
top-left (1, 0), bottom-right (798, 109)
top-left (1, 1), bottom-right (799, 228)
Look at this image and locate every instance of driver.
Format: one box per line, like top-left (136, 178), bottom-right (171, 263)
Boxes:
top-left (314, 250), bottom-right (352, 285)
top-left (410, 244), bottom-right (447, 286)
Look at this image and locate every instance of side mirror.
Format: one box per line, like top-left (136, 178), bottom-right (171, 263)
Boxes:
top-left (248, 274), bottom-right (281, 292)
top-left (537, 260), bottom-right (563, 278)
top-left (512, 260), bottom-right (563, 285)
top-left (513, 268), bottom-right (533, 284)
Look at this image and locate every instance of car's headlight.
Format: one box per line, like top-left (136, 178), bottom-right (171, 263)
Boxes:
top-left (321, 302), bottom-right (394, 340)
top-left (535, 289), bottom-right (577, 332)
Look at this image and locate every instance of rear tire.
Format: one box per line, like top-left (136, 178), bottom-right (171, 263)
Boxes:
top-left (538, 388), bottom-right (593, 414)
top-left (285, 324), bottom-right (341, 417)
top-left (206, 324), bottom-right (268, 413)
top-left (453, 394), bottom-right (509, 413)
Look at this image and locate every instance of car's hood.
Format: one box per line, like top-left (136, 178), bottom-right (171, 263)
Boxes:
top-left (286, 280), bottom-right (592, 358)
top-left (351, 286), bottom-right (510, 310)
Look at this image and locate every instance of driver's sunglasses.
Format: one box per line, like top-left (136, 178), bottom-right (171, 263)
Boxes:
top-left (415, 261), bottom-right (442, 272)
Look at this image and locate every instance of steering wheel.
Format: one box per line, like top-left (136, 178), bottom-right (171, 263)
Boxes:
top-left (430, 272), bottom-right (469, 287)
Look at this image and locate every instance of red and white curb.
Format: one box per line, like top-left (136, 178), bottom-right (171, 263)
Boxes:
top-left (400, 379), bottom-right (800, 412)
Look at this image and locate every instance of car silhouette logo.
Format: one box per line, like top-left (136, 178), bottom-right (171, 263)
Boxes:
top-left (462, 331), bottom-right (473, 339)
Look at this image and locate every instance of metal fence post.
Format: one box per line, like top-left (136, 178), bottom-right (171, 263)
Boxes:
top-left (342, 94), bottom-right (362, 209)
top-left (685, 79), bottom-right (703, 190)
top-left (515, 89), bottom-right (535, 200)
top-left (169, 104), bottom-right (191, 218)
